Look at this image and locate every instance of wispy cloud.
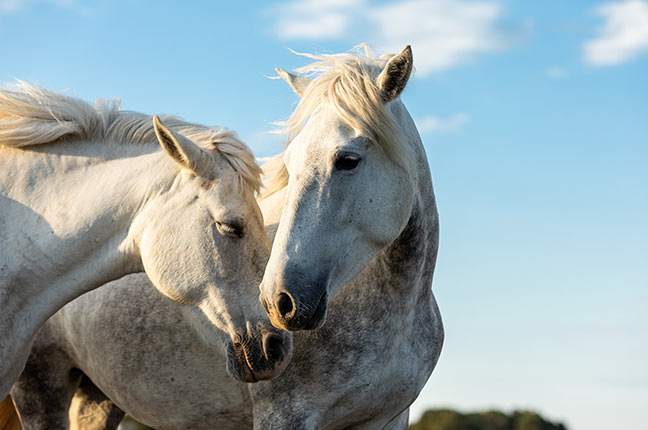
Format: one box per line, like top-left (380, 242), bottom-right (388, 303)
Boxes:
top-left (583, 0), bottom-right (648, 66)
top-left (0, 0), bottom-right (26, 13)
top-left (546, 66), bottom-right (567, 79)
top-left (273, 0), bottom-right (362, 40)
top-left (370, 0), bottom-right (503, 75)
top-left (0, 0), bottom-right (84, 14)
top-left (270, 0), bottom-right (507, 75)
top-left (416, 113), bottom-right (469, 133)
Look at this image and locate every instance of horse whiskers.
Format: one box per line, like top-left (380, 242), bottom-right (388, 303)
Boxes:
top-left (296, 296), bottom-right (312, 314)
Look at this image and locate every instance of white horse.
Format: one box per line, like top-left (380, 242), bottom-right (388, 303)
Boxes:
top-left (253, 45), bottom-right (443, 428)
top-left (0, 84), bottom-right (292, 398)
top-left (9, 45), bottom-right (442, 430)
top-left (11, 273), bottom-right (253, 429)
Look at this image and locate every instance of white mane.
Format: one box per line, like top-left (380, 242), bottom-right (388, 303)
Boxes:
top-left (0, 82), bottom-right (261, 192)
top-left (262, 45), bottom-right (411, 198)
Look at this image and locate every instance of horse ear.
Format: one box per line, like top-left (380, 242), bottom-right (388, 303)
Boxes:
top-left (376, 45), bottom-right (413, 103)
top-left (153, 115), bottom-right (209, 175)
top-left (275, 68), bottom-right (311, 97)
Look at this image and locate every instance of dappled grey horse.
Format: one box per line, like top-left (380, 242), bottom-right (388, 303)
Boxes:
top-left (253, 44), bottom-right (443, 428)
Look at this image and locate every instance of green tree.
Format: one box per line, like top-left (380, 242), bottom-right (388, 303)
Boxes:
top-left (409, 409), bottom-right (566, 430)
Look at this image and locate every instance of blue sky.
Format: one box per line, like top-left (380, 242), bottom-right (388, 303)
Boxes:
top-left (1, 1), bottom-right (646, 429)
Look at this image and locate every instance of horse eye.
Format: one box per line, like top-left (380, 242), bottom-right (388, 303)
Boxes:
top-left (334, 155), bottom-right (360, 171)
top-left (215, 221), bottom-right (243, 238)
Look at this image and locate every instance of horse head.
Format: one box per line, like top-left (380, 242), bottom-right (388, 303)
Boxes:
top-left (139, 117), bottom-right (292, 380)
top-left (259, 46), bottom-right (420, 331)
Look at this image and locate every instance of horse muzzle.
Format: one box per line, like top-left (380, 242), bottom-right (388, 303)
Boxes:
top-left (225, 329), bottom-right (292, 383)
top-left (260, 285), bottom-right (328, 331)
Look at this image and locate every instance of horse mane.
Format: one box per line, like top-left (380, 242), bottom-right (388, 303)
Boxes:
top-left (0, 81), bottom-right (261, 192)
top-left (261, 44), bottom-right (411, 198)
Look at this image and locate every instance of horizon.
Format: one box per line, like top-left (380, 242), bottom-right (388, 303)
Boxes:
top-left (1, 1), bottom-right (646, 429)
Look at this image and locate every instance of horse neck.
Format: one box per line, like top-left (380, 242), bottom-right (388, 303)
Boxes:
top-left (350, 181), bottom-right (437, 314)
top-left (374, 165), bottom-right (438, 296)
top-left (337, 110), bottom-right (440, 326)
top-left (30, 138), bottom-right (169, 251)
top-left (0, 139), bottom-right (172, 331)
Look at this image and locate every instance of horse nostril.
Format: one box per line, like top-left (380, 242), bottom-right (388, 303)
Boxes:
top-left (263, 333), bottom-right (284, 361)
top-left (277, 292), bottom-right (294, 319)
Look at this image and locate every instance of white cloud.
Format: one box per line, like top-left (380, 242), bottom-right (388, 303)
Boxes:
top-left (0, 0), bottom-right (84, 14)
top-left (370, 0), bottom-right (503, 75)
top-left (1, 0), bottom-right (81, 13)
top-left (583, 0), bottom-right (648, 66)
top-left (0, 0), bottom-right (26, 13)
top-left (416, 113), bottom-right (469, 133)
top-left (271, 0), bottom-right (506, 75)
top-left (273, 0), bottom-right (362, 40)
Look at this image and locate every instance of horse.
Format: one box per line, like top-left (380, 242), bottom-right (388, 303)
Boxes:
top-left (11, 273), bottom-right (255, 429)
top-left (9, 45), bottom-right (443, 430)
top-left (251, 45), bottom-right (444, 428)
top-left (0, 84), bottom-right (292, 398)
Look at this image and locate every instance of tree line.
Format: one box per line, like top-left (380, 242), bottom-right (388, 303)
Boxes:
top-left (409, 408), bottom-right (567, 430)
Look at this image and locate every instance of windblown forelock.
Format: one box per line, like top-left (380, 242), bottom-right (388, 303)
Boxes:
top-left (261, 45), bottom-right (412, 199)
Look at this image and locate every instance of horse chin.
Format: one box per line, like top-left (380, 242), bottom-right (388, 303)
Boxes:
top-left (225, 343), bottom-right (257, 383)
top-left (246, 348), bottom-right (292, 381)
top-left (225, 337), bottom-right (293, 383)
top-left (239, 363), bottom-right (259, 383)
